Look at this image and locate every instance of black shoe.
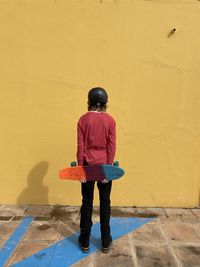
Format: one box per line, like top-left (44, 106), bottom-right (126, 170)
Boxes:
top-left (78, 236), bottom-right (89, 253)
top-left (102, 236), bottom-right (112, 254)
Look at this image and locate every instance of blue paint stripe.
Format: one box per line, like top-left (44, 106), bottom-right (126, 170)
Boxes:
top-left (0, 216), bottom-right (34, 267)
top-left (11, 217), bottom-right (154, 267)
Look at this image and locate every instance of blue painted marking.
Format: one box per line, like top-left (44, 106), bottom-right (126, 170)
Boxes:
top-left (11, 217), bottom-right (154, 267)
top-left (0, 216), bottom-right (34, 267)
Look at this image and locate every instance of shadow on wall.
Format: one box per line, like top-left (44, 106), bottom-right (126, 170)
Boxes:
top-left (17, 161), bottom-right (49, 205)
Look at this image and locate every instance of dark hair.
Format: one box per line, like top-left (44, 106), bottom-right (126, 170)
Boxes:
top-left (87, 102), bottom-right (107, 112)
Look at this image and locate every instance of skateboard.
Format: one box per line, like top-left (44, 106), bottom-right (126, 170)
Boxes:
top-left (59, 161), bottom-right (125, 182)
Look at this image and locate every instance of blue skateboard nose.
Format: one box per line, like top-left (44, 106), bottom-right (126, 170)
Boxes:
top-left (102, 165), bottom-right (125, 181)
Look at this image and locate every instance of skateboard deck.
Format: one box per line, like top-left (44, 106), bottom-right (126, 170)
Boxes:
top-left (59, 164), bottom-right (125, 182)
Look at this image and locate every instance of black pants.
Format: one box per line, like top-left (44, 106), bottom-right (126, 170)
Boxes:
top-left (80, 180), bottom-right (112, 242)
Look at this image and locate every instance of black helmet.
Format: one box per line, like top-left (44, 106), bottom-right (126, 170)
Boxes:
top-left (88, 87), bottom-right (108, 106)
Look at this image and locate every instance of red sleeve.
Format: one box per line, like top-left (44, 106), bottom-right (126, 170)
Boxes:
top-left (107, 119), bottom-right (116, 164)
top-left (76, 121), bottom-right (84, 166)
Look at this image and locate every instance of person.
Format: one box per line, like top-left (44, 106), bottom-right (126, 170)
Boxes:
top-left (76, 87), bottom-right (116, 254)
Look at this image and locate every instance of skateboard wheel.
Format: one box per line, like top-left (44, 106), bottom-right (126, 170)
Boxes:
top-left (71, 161), bottom-right (77, 167)
top-left (113, 161), bottom-right (119, 167)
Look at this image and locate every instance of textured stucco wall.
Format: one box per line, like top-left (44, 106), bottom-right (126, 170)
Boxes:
top-left (0, 0), bottom-right (200, 207)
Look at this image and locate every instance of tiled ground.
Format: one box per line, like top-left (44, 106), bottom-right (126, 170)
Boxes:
top-left (0, 205), bottom-right (200, 267)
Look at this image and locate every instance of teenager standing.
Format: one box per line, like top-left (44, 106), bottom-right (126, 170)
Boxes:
top-left (77, 87), bottom-right (116, 253)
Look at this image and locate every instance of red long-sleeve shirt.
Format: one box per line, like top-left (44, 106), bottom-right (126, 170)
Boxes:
top-left (76, 111), bottom-right (116, 165)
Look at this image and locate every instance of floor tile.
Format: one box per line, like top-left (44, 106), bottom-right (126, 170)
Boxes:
top-left (94, 241), bottom-right (135, 267)
top-left (23, 221), bottom-right (61, 241)
top-left (0, 239), bottom-right (6, 248)
top-left (191, 209), bottom-right (200, 218)
top-left (0, 205), bottom-right (27, 216)
top-left (72, 254), bottom-right (94, 267)
top-left (164, 208), bottom-right (197, 223)
top-left (173, 245), bottom-right (200, 267)
top-left (24, 205), bottom-right (54, 216)
top-left (135, 244), bottom-right (178, 267)
top-left (7, 241), bottom-right (52, 266)
top-left (160, 222), bottom-right (200, 243)
top-left (0, 222), bottom-right (20, 239)
top-left (59, 221), bottom-right (79, 240)
top-left (131, 220), bottom-right (165, 243)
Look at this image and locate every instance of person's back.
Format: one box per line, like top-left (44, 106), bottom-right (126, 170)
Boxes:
top-left (77, 87), bottom-right (116, 254)
top-left (77, 111), bottom-right (116, 165)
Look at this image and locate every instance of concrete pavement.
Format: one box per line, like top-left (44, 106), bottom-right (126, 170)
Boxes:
top-left (0, 205), bottom-right (200, 267)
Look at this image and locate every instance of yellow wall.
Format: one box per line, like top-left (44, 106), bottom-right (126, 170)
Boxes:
top-left (0, 0), bottom-right (200, 207)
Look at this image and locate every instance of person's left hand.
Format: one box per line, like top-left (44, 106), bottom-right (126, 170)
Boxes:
top-left (101, 179), bottom-right (108, 184)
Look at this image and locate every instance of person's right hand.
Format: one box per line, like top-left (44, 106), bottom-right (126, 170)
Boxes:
top-left (101, 179), bottom-right (108, 184)
top-left (80, 178), bottom-right (86, 183)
